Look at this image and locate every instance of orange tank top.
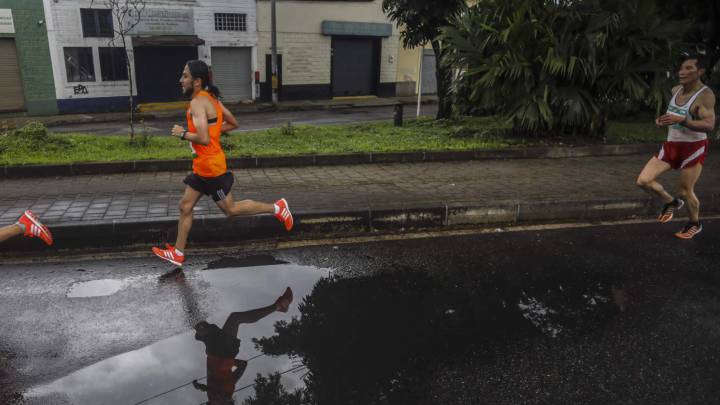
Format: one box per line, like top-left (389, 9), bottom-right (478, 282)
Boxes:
top-left (187, 90), bottom-right (227, 177)
top-left (206, 355), bottom-right (236, 396)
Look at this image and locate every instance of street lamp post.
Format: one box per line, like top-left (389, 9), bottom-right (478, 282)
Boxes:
top-left (416, 47), bottom-right (423, 117)
top-left (271, 0), bottom-right (278, 105)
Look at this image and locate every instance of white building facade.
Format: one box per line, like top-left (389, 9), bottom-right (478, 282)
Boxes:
top-left (42, 0), bottom-right (258, 113)
top-left (255, 0), bottom-right (400, 101)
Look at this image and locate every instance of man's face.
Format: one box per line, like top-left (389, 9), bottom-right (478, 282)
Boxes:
top-left (678, 59), bottom-right (705, 85)
top-left (180, 65), bottom-right (195, 96)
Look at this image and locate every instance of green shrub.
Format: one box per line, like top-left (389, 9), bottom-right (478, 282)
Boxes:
top-left (15, 122), bottom-right (49, 142)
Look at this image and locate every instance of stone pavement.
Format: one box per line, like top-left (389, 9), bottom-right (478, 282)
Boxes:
top-left (1, 154), bottom-right (718, 252)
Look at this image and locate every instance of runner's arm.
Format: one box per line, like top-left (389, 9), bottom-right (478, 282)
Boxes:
top-left (220, 102), bottom-right (239, 133)
top-left (656, 86), bottom-right (682, 127)
top-left (682, 90), bottom-right (716, 133)
top-left (171, 99), bottom-right (211, 145)
top-left (232, 359), bottom-right (248, 382)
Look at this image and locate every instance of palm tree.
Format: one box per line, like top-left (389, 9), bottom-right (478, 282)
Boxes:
top-left (443, 0), bottom-right (686, 138)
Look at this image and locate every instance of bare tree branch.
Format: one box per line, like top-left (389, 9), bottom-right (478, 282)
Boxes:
top-left (89, 0), bottom-right (147, 143)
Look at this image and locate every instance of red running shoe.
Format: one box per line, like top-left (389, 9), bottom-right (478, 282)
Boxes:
top-left (658, 199), bottom-right (684, 223)
top-left (674, 222), bottom-right (702, 239)
top-left (17, 210), bottom-right (53, 246)
top-left (274, 198), bottom-right (294, 231)
top-left (152, 244), bottom-right (185, 266)
top-left (275, 287), bottom-right (294, 312)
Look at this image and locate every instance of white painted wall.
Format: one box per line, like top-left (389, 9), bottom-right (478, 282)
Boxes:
top-left (43, 0), bottom-right (258, 102)
top-left (255, 0), bottom-right (399, 85)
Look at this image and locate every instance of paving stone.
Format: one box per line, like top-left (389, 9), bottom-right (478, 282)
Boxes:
top-left (0, 155), bottom-right (707, 227)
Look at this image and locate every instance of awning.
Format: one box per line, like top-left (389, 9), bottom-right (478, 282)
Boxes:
top-left (132, 35), bottom-right (205, 47)
top-left (322, 21), bottom-right (392, 37)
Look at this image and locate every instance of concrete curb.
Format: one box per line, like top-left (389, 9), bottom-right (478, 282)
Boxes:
top-left (4, 194), bottom-right (719, 253)
top-left (0, 143), bottom-right (659, 178)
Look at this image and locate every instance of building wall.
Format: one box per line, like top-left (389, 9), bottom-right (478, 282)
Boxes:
top-left (396, 43), bottom-right (435, 96)
top-left (43, 0), bottom-right (257, 113)
top-left (256, 0), bottom-right (400, 99)
top-left (0, 0), bottom-right (58, 115)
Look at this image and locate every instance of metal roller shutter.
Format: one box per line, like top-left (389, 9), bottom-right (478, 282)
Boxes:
top-left (331, 37), bottom-right (379, 97)
top-left (0, 39), bottom-right (25, 112)
top-left (421, 49), bottom-right (437, 95)
top-left (211, 47), bottom-right (252, 102)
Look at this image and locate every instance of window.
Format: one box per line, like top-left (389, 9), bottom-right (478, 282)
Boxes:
top-left (99, 47), bottom-right (128, 81)
top-left (64, 47), bottom-right (95, 82)
top-left (214, 13), bottom-right (246, 31)
top-left (81, 8), bottom-right (113, 37)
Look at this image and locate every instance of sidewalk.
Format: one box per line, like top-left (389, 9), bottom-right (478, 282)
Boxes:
top-left (2, 154), bottom-right (717, 253)
top-left (0, 96), bottom-right (438, 129)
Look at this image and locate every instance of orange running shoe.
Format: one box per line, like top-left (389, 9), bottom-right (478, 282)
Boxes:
top-left (275, 287), bottom-right (293, 312)
top-left (17, 210), bottom-right (53, 246)
top-left (658, 199), bottom-right (684, 223)
top-left (274, 198), bottom-right (294, 231)
top-left (674, 222), bottom-right (702, 239)
top-left (152, 244), bottom-right (185, 266)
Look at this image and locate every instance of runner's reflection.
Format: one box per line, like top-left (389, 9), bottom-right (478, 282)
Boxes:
top-left (191, 287), bottom-right (293, 404)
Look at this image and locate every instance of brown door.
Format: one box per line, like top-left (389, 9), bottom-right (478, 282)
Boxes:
top-left (0, 39), bottom-right (25, 112)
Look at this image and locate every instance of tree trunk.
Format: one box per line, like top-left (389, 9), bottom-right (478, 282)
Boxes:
top-left (431, 40), bottom-right (452, 120)
top-left (121, 35), bottom-right (135, 143)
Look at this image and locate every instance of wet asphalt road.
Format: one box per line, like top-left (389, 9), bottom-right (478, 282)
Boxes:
top-left (48, 105), bottom-right (438, 136)
top-left (1, 219), bottom-right (719, 404)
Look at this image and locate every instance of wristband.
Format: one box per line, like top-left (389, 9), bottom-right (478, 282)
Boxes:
top-left (180, 131), bottom-right (186, 140)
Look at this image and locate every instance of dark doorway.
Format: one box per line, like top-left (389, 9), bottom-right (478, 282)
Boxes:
top-left (262, 54), bottom-right (282, 102)
top-left (134, 46), bottom-right (198, 102)
top-left (331, 37), bottom-right (380, 97)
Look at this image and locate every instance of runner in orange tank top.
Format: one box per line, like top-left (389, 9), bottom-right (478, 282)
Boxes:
top-left (191, 287), bottom-right (293, 404)
top-left (152, 60), bottom-right (294, 266)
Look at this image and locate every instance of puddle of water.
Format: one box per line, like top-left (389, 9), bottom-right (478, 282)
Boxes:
top-left (31, 260), bottom-right (623, 405)
top-left (67, 279), bottom-right (124, 298)
top-left (205, 254), bottom-right (288, 270)
top-left (29, 263), bottom-right (328, 405)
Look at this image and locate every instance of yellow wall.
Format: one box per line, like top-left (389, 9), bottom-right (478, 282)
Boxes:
top-left (396, 43), bottom-right (432, 95)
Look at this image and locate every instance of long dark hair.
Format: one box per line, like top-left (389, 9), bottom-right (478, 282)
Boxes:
top-left (186, 59), bottom-right (221, 99)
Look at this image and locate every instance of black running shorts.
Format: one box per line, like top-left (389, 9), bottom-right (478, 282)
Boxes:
top-left (183, 171), bottom-right (234, 202)
top-left (199, 323), bottom-right (241, 357)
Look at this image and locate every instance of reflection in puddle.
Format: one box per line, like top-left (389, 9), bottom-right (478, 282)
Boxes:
top-left (67, 279), bottom-right (124, 298)
top-left (252, 271), bottom-right (624, 404)
top-left (29, 264), bottom-right (328, 405)
top-left (32, 260), bottom-right (627, 404)
top-left (205, 255), bottom-right (288, 270)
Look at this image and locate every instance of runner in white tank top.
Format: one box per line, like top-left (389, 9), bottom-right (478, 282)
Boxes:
top-left (636, 54), bottom-right (716, 239)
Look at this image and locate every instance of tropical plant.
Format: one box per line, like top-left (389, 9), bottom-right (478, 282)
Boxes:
top-left (442, 0), bottom-right (687, 138)
top-left (656, 0), bottom-right (720, 108)
top-left (657, 0), bottom-right (720, 77)
top-left (382, 0), bottom-right (467, 120)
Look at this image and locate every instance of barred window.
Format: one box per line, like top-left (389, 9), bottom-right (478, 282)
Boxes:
top-left (214, 13), bottom-right (246, 31)
top-left (100, 47), bottom-right (128, 81)
top-left (64, 47), bottom-right (95, 82)
top-left (81, 9), bottom-right (113, 38)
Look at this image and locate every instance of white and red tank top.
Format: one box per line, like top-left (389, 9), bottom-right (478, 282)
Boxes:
top-left (665, 85), bottom-right (708, 142)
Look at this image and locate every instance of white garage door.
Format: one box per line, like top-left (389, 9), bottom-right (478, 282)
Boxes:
top-left (212, 47), bottom-right (252, 102)
top-left (0, 39), bottom-right (25, 111)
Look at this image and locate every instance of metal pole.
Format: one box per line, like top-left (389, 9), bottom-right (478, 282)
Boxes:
top-left (416, 47), bottom-right (423, 117)
top-left (271, 0), bottom-right (278, 105)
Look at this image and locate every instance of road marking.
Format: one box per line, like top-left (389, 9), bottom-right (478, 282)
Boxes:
top-left (2, 215), bottom-right (717, 265)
